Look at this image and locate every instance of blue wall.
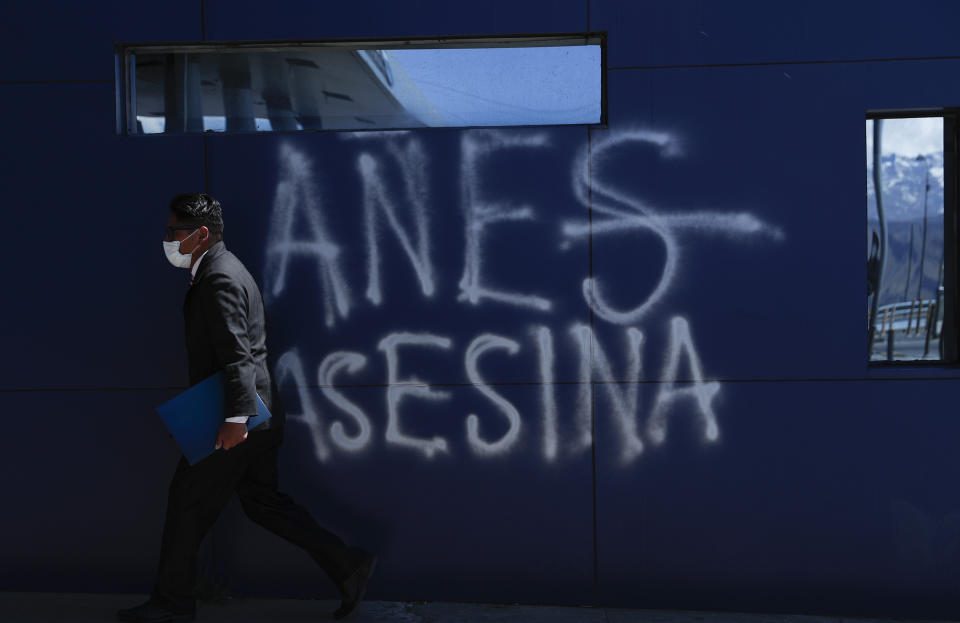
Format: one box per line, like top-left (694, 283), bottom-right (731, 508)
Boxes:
top-left (4, 1), bottom-right (960, 619)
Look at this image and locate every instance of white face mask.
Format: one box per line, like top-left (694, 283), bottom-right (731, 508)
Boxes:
top-left (163, 228), bottom-right (199, 269)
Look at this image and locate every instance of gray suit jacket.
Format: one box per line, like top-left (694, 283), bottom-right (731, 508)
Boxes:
top-left (183, 241), bottom-right (285, 430)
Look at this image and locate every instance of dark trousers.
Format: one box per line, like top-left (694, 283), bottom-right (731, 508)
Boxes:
top-left (151, 426), bottom-right (354, 613)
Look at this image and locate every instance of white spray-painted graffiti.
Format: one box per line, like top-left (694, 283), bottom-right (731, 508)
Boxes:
top-left (267, 129), bottom-right (784, 465)
top-left (563, 129), bottom-right (785, 325)
top-left (358, 139), bottom-right (435, 306)
top-left (265, 144), bottom-right (351, 328)
top-left (458, 131), bottom-right (553, 312)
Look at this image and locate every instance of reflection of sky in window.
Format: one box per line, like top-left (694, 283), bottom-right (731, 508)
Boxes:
top-left (135, 44), bottom-right (602, 132)
top-left (866, 117), bottom-right (942, 159)
top-left (388, 46), bottom-right (601, 126)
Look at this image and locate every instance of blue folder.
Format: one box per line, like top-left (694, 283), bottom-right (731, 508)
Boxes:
top-left (156, 371), bottom-right (272, 465)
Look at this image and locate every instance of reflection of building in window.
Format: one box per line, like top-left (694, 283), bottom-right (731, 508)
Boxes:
top-left (116, 36), bottom-right (603, 135)
top-left (867, 115), bottom-right (956, 362)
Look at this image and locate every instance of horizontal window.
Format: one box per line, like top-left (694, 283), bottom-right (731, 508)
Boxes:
top-left (115, 35), bottom-right (604, 135)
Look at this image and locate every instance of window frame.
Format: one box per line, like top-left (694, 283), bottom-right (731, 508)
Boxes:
top-left (113, 32), bottom-right (608, 136)
top-left (866, 109), bottom-right (959, 366)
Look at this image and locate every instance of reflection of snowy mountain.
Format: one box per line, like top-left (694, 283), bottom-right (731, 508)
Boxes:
top-left (867, 152), bottom-right (945, 307)
top-left (867, 152), bottom-right (944, 222)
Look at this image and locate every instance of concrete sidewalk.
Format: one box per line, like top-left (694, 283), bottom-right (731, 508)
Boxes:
top-left (0, 593), bottom-right (955, 623)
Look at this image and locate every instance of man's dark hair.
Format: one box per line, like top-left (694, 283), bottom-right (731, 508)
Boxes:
top-left (169, 193), bottom-right (224, 235)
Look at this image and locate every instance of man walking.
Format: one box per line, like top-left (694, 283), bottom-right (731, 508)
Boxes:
top-left (118, 193), bottom-right (375, 622)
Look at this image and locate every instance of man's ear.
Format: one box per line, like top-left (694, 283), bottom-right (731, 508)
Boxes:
top-left (198, 225), bottom-right (210, 242)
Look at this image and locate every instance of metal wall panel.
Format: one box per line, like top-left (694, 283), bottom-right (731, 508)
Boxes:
top-left (203, 127), bottom-right (591, 385)
top-left (200, 126), bottom-right (596, 604)
top-left (0, 391), bottom-right (181, 592)
top-left (0, 1), bottom-right (200, 82)
top-left (592, 0), bottom-right (960, 69)
top-left (0, 83), bottom-right (204, 391)
top-left (204, 0), bottom-right (589, 42)
top-left (216, 385), bottom-right (595, 605)
top-left (595, 379), bottom-right (960, 619)
top-left (599, 59), bottom-right (960, 381)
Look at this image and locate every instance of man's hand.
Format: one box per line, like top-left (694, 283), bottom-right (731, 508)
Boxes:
top-left (215, 422), bottom-right (248, 450)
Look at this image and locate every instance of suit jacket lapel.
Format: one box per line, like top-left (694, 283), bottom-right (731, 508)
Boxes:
top-left (191, 241), bottom-right (227, 287)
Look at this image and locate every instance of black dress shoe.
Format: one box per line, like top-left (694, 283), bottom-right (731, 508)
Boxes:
top-left (116, 599), bottom-right (195, 623)
top-left (333, 550), bottom-right (377, 620)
